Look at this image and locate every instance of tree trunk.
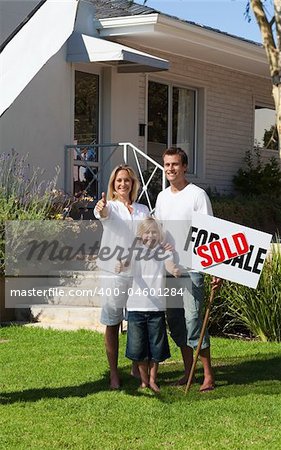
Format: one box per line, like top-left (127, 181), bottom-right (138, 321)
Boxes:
top-left (251, 0), bottom-right (281, 149)
top-left (272, 84), bottom-right (281, 158)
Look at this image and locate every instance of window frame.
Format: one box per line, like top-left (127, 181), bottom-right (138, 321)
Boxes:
top-left (254, 102), bottom-right (278, 151)
top-left (146, 77), bottom-right (199, 175)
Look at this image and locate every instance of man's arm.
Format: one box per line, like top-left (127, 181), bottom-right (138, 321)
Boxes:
top-left (196, 190), bottom-right (213, 216)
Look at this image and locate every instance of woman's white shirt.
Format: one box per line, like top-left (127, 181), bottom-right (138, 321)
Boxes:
top-left (94, 200), bottom-right (150, 274)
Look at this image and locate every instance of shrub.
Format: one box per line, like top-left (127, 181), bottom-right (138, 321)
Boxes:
top-left (205, 243), bottom-right (281, 342)
top-left (48, 189), bottom-right (94, 220)
top-left (0, 152), bottom-right (96, 277)
top-left (0, 152), bottom-right (60, 275)
top-left (211, 195), bottom-right (281, 237)
top-left (233, 148), bottom-right (281, 197)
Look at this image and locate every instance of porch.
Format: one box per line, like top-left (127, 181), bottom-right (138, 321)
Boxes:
top-left (6, 142), bottom-right (165, 328)
top-left (65, 141), bottom-right (166, 213)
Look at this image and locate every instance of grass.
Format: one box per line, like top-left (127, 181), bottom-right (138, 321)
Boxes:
top-left (0, 326), bottom-right (281, 450)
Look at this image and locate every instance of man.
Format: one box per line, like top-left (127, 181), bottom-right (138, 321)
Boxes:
top-left (155, 147), bottom-right (221, 392)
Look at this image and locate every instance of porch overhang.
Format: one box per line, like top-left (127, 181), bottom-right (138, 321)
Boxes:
top-left (66, 32), bottom-right (169, 73)
top-left (96, 14), bottom-right (270, 78)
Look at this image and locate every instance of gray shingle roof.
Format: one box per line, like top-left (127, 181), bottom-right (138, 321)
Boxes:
top-left (91, 0), bottom-right (156, 18)
top-left (91, 0), bottom-right (260, 46)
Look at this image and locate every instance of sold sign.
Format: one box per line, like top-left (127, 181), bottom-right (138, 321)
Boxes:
top-left (197, 232), bottom-right (249, 268)
top-left (182, 213), bottom-right (272, 288)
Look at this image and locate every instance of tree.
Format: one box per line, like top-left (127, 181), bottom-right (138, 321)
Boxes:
top-left (263, 124), bottom-right (279, 148)
top-left (247, 1), bottom-right (281, 146)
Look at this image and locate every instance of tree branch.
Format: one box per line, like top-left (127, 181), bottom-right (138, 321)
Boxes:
top-left (250, 0), bottom-right (279, 78)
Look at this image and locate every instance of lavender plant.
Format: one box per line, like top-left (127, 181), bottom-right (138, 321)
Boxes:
top-left (0, 152), bottom-right (96, 276)
top-left (0, 152), bottom-right (59, 275)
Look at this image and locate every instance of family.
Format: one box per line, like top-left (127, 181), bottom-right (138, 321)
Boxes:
top-left (94, 147), bottom-right (221, 393)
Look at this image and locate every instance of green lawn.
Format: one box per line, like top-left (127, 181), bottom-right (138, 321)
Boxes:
top-left (0, 326), bottom-right (280, 450)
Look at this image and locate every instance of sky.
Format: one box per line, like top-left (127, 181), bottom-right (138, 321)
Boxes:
top-left (145, 0), bottom-right (265, 43)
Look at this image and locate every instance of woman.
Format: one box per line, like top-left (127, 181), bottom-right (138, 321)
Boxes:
top-left (94, 164), bottom-right (149, 389)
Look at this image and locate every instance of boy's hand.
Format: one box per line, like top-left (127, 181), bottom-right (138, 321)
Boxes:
top-left (165, 260), bottom-right (181, 277)
top-left (161, 241), bottom-right (174, 252)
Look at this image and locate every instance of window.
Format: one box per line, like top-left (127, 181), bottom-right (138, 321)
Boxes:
top-left (75, 71), bottom-right (99, 145)
top-left (73, 71), bottom-right (100, 197)
top-left (147, 80), bottom-right (197, 173)
top-left (255, 106), bottom-right (278, 150)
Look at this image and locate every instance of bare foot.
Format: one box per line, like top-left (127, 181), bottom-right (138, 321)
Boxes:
top-left (200, 378), bottom-right (215, 392)
top-left (149, 381), bottom-right (160, 393)
top-left (140, 381), bottom-right (149, 389)
top-left (172, 375), bottom-right (188, 386)
top-left (171, 374), bottom-right (196, 386)
top-left (131, 363), bottom-right (141, 379)
top-left (110, 374), bottom-right (121, 390)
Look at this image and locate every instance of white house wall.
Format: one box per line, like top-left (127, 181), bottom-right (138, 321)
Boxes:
top-left (0, 45), bottom-right (73, 188)
top-left (130, 44), bottom-right (274, 194)
top-left (100, 68), bottom-right (140, 192)
top-left (111, 71), bottom-right (139, 145)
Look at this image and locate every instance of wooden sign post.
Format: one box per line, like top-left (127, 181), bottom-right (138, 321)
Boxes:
top-left (185, 286), bottom-right (217, 394)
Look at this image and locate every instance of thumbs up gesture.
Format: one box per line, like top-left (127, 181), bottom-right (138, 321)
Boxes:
top-left (101, 192), bottom-right (107, 207)
top-left (96, 192), bottom-right (108, 217)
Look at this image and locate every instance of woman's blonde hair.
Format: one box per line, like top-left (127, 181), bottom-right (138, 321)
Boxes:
top-left (107, 165), bottom-right (140, 203)
top-left (136, 217), bottom-right (164, 243)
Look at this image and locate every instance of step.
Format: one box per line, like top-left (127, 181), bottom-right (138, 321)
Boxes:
top-left (32, 284), bottom-right (103, 307)
top-left (10, 268), bottom-right (117, 329)
top-left (15, 305), bottom-right (106, 333)
top-left (48, 270), bottom-right (100, 286)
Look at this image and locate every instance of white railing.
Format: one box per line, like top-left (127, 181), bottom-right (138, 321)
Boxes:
top-left (65, 141), bottom-right (165, 212)
top-left (119, 142), bottom-right (166, 212)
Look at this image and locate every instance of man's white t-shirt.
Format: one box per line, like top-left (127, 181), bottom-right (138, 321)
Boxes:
top-left (155, 183), bottom-right (213, 271)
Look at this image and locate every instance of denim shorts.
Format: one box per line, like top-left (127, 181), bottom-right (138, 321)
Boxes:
top-left (166, 272), bottom-right (210, 350)
top-left (99, 272), bottom-right (132, 326)
top-left (126, 311), bottom-right (171, 362)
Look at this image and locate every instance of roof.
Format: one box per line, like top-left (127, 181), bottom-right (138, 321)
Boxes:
top-left (67, 32), bottom-right (169, 72)
top-left (92, 0), bottom-right (155, 18)
top-left (91, 0), bottom-right (261, 47)
top-left (0, 0), bottom-right (46, 52)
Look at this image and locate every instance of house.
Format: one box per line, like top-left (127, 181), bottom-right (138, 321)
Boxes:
top-left (0, 0), bottom-right (279, 203)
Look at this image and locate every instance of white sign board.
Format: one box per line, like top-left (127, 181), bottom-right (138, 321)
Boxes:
top-left (182, 213), bottom-right (272, 289)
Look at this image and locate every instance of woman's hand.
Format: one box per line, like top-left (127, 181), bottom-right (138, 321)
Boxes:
top-left (115, 259), bottom-right (130, 273)
top-left (95, 192), bottom-right (108, 218)
top-left (115, 260), bottom-right (123, 274)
